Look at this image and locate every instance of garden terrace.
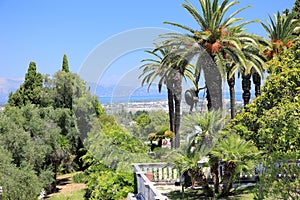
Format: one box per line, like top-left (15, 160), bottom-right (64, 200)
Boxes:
top-left (131, 162), bottom-right (262, 200)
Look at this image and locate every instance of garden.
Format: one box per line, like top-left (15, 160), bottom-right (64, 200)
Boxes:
top-left (0, 0), bottom-right (300, 199)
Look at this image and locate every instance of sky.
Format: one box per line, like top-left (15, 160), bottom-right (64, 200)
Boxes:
top-left (0, 0), bottom-right (295, 86)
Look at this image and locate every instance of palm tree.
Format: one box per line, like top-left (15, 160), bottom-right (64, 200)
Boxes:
top-left (140, 45), bottom-right (192, 148)
top-left (225, 63), bottom-right (236, 118)
top-left (164, 0), bottom-right (258, 111)
top-left (246, 12), bottom-right (300, 104)
top-left (239, 44), bottom-right (265, 107)
top-left (261, 12), bottom-right (300, 61)
top-left (211, 33), bottom-right (265, 112)
top-left (211, 133), bottom-right (260, 197)
top-left (181, 110), bottom-right (225, 194)
top-left (140, 46), bottom-right (176, 147)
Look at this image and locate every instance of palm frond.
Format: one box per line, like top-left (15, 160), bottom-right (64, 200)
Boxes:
top-left (163, 21), bottom-right (195, 33)
top-left (182, 1), bottom-right (207, 30)
top-left (214, 52), bottom-right (227, 79)
top-left (223, 5), bottom-right (251, 27)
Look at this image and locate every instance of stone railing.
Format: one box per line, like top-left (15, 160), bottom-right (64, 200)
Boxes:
top-left (132, 163), bottom-right (179, 200)
top-left (0, 186), bottom-right (2, 200)
top-left (132, 162), bottom-right (260, 199)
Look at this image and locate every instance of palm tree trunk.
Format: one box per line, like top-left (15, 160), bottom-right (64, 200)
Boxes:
top-left (194, 90), bottom-right (199, 112)
top-left (252, 70), bottom-right (261, 97)
top-left (206, 86), bottom-right (212, 111)
top-left (173, 71), bottom-right (182, 149)
top-left (211, 160), bottom-right (220, 194)
top-left (242, 73), bottom-right (251, 107)
top-left (167, 87), bottom-right (175, 148)
top-left (194, 68), bottom-right (201, 112)
top-left (199, 53), bottom-right (223, 111)
top-left (192, 168), bottom-right (214, 197)
top-left (221, 161), bottom-right (237, 197)
top-left (227, 72), bottom-right (235, 119)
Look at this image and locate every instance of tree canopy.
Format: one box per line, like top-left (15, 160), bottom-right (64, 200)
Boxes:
top-left (8, 62), bottom-right (43, 107)
top-left (228, 39), bottom-right (300, 154)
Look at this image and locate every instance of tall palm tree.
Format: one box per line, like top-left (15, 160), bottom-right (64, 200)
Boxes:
top-left (164, 0), bottom-right (258, 112)
top-left (225, 63), bottom-right (236, 118)
top-left (140, 45), bottom-right (192, 148)
top-left (211, 32), bottom-right (265, 114)
top-left (140, 46), bottom-right (175, 145)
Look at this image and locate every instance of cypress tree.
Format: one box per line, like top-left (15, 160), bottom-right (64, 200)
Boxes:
top-left (8, 61), bottom-right (43, 106)
top-left (62, 54), bottom-right (70, 72)
top-left (24, 62), bottom-right (43, 104)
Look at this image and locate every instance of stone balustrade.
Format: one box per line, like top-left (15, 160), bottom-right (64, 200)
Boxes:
top-left (132, 163), bottom-right (177, 200)
top-left (0, 186), bottom-right (2, 200)
top-left (131, 162), bottom-right (262, 199)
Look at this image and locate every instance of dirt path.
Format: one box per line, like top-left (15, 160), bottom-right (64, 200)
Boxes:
top-left (45, 173), bottom-right (87, 199)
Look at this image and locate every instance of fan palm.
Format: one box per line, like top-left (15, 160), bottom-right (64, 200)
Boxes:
top-left (164, 0), bottom-right (259, 112)
top-left (181, 110), bottom-right (225, 194)
top-left (211, 133), bottom-right (260, 197)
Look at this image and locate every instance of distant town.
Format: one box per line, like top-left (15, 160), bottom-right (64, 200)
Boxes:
top-left (0, 95), bottom-right (243, 115)
top-left (101, 98), bottom-right (243, 114)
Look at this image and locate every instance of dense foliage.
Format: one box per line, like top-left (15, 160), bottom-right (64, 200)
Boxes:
top-left (81, 110), bottom-right (150, 199)
top-left (228, 40), bottom-right (300, 154)
top-left (2, 1), bottom-right (300, 199)
top-left (0, 57), bottom-right (105, 199)
top-left (0, 147), bottom-right (41, 200)
top-left (0, 56), bottom-right (152, 200)
top-left (227, 39), bottom-right (300, 199)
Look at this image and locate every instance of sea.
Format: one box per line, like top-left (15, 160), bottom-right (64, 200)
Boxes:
top-left (99, 91), bottom-right (244, 104)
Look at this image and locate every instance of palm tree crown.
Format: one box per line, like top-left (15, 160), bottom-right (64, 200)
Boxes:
top-left (164, 0), bottom-right (260, 111)
top-left (139, 45), bottom-right (193, 148)
top-left (165, 0), bottom-right (258, 60)
top-left (261, 11), bottom-right (300, 59)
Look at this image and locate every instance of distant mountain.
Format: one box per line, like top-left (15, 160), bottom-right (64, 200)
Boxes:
top-left (0, 78), bottom-right (248, 104)
top-left (0, 78), bottom-right (23, 103)
top-left (0, 78), bottom-right (165, 104)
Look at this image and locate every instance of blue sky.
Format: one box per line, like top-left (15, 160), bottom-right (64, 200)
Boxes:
top-left (0, 0), bottom-right (295, 85)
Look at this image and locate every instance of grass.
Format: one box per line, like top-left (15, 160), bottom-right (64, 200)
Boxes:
top-left (49, 189), bottom-right (86, 200)
top-left (47, 172), bottom-right (87, 200)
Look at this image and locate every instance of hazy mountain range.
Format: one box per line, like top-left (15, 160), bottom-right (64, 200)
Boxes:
top-left (0, 77), bottom-right (246, 104)
top-left (0, 78), bottom-right (24, 103)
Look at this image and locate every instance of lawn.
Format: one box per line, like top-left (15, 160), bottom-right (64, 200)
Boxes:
top-left (48, 189), bottom-right (86, 200)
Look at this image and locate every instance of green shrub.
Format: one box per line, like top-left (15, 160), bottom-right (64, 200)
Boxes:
top-left (86, 170), bottom-right (134, 200)
top-left (254, 152), bottom-right (300, 199)
top-left (0, 149), bottom-right (42, 200)
top-left (73, 172), bottom-right (87, 183)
